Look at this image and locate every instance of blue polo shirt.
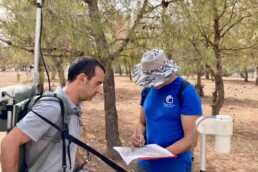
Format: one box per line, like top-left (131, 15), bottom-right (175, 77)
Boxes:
top-left (138, 76), bottom-right (202, 172)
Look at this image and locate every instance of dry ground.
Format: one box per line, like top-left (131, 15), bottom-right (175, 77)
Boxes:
top-left (0, 71), bottom-right (258, 172)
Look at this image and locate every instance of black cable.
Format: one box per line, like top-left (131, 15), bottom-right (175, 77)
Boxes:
top-left (37, 1), bottom-right (51, 91)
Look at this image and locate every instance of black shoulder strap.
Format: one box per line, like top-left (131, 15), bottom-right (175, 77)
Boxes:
top-left (41, 92), bottom-right (72, 171)
top-left (140, 87), bottom-right (151, 106)
top-left (178, 80), bottom-right (190, 106)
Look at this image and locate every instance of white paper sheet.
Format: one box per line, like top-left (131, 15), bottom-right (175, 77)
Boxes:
top-left (113, 144), bottom-right (176, 165)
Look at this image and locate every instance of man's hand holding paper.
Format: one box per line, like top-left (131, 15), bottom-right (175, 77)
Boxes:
top-left (113, 144), bottom-right (177, 165)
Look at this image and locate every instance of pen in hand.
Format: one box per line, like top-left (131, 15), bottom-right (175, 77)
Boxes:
top-left (132, 130), bottom-right (145, 147)
top-left (137, 135), bottom-right (145, 147)
top-left (139, 141), bottom-right (143, 147)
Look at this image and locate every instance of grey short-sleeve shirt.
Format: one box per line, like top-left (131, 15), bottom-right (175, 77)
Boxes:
top-left (17, 87), bottom-right (81, 172)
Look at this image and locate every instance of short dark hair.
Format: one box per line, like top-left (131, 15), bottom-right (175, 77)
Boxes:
top-left (67, 56), bottom-right (105, 82)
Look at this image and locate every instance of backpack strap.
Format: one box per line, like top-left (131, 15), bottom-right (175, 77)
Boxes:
top-left (140, 87), bottom-right (151, 106)
top-left (42, 92), bottom-right (72, 171)
top-left (26, 92), bottom-right (69, 172)
top-left (54, 94), bottom-right (72, 171)
top-left (178, 80), bottom-right (190, 106)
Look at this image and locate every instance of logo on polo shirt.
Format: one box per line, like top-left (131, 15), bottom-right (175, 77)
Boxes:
top-left (163, 95), bottom-right (175, 108)
top-left (166, 95), bottom-right (173, 104)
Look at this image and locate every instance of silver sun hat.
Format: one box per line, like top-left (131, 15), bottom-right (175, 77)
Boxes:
top-left (133, 49), bottom-right (180, 88)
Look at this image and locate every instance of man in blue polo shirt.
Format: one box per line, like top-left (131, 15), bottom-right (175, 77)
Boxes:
top-left (131, 49), bottom-right (202, 172)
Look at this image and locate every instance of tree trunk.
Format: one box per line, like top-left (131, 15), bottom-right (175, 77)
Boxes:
top-left (195, 72), bottom-right (204, 97)
top-left (211, 0), bottom-right (224, 115)
top-left (84, 0), bottom-right (148, 159)
top-left (128, 64), bottom-right (132, 81)
top-left (50, 56), bottom-right (66, 87)
top-left (118, 65), bottom-right (122, 76)
top-left (256, 64), bottom-right (258, 85)
top-left (56, 60), bottom-right (65, 87)
top-left (85, 0), bottom-right (122, 159)
top-left (244, 69), bottom-right (248, 82)
top-left (125, 66), bottom-right (129, 76)
top-left (103, 60), bottom-right (121, 159)
top-left (211, 45), bottom-right (224, 115)
top-left (212, 72), bottom-right (224, 115)
top-left (205, 70), bottom-right (210, 79)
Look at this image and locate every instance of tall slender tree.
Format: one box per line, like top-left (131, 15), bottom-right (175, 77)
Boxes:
top-left (181, 0), bottom-right (257, 115)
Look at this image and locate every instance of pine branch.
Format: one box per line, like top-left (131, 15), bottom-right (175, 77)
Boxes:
top-left (220, 14), bottom-right (252, 38)
top-left (111, 0), bottom-right (149, 60)
top-left (221, 44), bottom-right (257, 51)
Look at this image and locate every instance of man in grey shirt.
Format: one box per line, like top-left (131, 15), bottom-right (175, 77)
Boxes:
top-left (1, 56), bottom-right (105, 172)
